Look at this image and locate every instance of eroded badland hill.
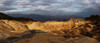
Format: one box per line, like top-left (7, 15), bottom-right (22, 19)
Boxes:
top-left (0, 13), bottom-right (99, 43)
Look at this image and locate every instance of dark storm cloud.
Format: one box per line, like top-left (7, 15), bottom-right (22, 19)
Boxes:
top-left (0, 0), bottom-right (100, 16)
top-left (2, 0), bottom-right (16, 6)
top-left (75, 7), bottom-right (100, 17)
top-left (0, 0), bottom-right (16, 12)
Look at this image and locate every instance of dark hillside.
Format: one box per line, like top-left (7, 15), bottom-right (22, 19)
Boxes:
top-left (0, 12), bottom-right (34, 21)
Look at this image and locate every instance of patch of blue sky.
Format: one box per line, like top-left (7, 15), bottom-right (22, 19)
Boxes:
top-left (50, 3), bottom-right (62, 6)
top-left (73, 4), bottom-right (84, 8)
top-left (67, 8), bottom-right (80, 11)
top-left (10, 5), bottom-right (18, 7)
top-left (41, 4), bottom-right (50, 7)
top-left (10, 5), bottom-right (30, 11)
top-left (17, 8), bottom-right (30, 11)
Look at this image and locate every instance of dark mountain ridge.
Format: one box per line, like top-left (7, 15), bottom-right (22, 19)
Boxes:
top-left (0, 12), bottom-right (34, 21)
top-left (7, 14), bottom-right (84, 21)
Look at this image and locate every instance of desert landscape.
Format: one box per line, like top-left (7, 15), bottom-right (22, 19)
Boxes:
top-left (0, 0), bottom-right (100, 43)
top-left (0, 12), bottom-right (99, 43)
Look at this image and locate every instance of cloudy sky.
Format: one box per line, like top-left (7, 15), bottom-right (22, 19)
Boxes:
top-left (0, 0), bottom-right (100, 16)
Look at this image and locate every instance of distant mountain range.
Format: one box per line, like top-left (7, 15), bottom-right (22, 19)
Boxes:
top-left (0, 12), bottom-right (34, 21)
top-left (7, 14), bottom-right (85, 21)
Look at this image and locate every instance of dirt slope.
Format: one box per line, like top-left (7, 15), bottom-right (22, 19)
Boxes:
top-left (0, 20), bottom-right (31, 39)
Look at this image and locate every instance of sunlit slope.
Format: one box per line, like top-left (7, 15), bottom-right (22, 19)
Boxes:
top-left (27, 18), bottom-right (99, 39)
top-left (0, 20), bottom-right (31, 39)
